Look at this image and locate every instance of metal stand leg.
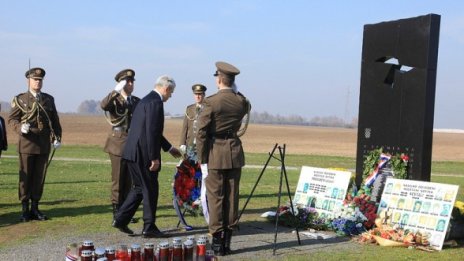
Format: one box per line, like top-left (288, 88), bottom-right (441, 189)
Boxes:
top-left (237, 144), bottom-right (301, 256)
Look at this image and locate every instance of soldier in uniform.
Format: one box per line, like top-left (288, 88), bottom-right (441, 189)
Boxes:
top-left (101, 69), bottom-right (140, 222)
top-left (179, 84), bottom-right (209, 223)
top-left (8, 67), bottom-right (62, 222)
top-left (196, 61), bottom-right (251, 256)
top-left (179, 84), bottom-right (207, 155)
top-left (0, 104), bottom-right (7, 158)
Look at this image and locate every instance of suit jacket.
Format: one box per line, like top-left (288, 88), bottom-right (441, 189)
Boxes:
top-left (179, 103), bottom-right (203, 147)
top-left (122, 90), bottom-right (171, 166)
top-left (101, 91), bottom-right (140, 156)
top-left (196, 88), bottom-right (249, 169)
top-left (0, 116), bottom-right (7, 151)
top-left (8, 92), bottom-right (62, 155)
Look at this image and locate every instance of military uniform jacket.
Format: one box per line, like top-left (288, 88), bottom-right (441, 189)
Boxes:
top-left (179, 103), bottom-right (203, 147)
top-left (196, 89), bottom-right (249, 169)
top-left (101, 90), bottom-right (140, 156)
top-left (8, 92), bottom-right (62, 154)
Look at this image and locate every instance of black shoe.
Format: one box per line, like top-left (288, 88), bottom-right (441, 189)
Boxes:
top-left (212, 232), bottom-right (225, 256)
top-left (142, 229), bottom-right (169, 238)
top-left (112, 220), bottom-right (134, 235)
top-left (19, 212), bottom-right (30, 222)
top-left (30, 210), bottom-right (48, 221)
top-left (20, 201), bottom-right (30, 222)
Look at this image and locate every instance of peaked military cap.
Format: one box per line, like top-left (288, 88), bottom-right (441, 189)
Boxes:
top-left (25, 67), bottom-right (46, 79)
top-left (115, 69), bottom-right (135, 82)
top-left (214, 61), bottom-right (240, 77)
top-left (192, 84), bottom-right (207, 94)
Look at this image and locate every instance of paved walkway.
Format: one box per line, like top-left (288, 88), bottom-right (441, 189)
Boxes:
top-left (0, 221), bottom-right (352, 260)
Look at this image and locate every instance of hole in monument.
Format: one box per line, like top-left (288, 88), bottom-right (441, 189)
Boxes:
top-left (376, 56), bottom-right (414, 87)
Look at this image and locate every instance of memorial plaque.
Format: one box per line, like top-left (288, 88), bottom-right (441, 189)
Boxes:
top-left (293, 166), bottom-right (351, 219)
top-left (377, 178), bottom-right (458, 250)
top-left (355, 14), bottom-right (440, 185)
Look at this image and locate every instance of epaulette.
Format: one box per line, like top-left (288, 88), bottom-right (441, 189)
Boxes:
top-left (206, 93), bottom-right (217, 99)
top-left (11, 93), bottom-right (27, 108)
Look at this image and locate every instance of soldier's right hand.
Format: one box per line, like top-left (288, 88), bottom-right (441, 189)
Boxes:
top-left (114, 80), bottom-right (126, 92)
top-left (20, 123), bottom-right (30, 134)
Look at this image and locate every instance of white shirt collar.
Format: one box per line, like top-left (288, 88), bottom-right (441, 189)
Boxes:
top-left (154, 89), bottom-right (163, 100)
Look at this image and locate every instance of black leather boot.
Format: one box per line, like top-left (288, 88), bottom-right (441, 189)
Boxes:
top-left (212, 231), bottom-right (225, 256)
top-left (224, 229), bottom-right (233, 255)
top-left (30, 201), bottom-right (47, 221)
top-left (112, 203), bottom-right (119, 220)
top-left (19, 201), bottom-right (30, 222)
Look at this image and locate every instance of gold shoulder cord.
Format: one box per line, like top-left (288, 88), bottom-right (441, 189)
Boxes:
top-left (36, 101), bottom-right (58, 140)
top-left (185, 105), bottom-right (203, 121)
top-left (104, 99), bottom-right (128, 126)
top-left (14, 96), bottom-right (38, 123)
top-left (237, 98), bottom-right (251, 138)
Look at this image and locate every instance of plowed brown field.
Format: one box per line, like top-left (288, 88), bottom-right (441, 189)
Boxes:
top-left (2, 114), bottom-right (463, 161)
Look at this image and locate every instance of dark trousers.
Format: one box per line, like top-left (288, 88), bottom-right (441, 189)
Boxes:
top-left (18, 153), bottom-right (48, 202)
top-left (115, 159), bottom-right (159, 232)
top-left (205, 168), bottom-right (241, 234)
top-left (109, 154), bottom-right (131, 204)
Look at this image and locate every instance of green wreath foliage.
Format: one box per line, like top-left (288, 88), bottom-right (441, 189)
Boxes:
top-left (362, 147), bottom-right (409, 186)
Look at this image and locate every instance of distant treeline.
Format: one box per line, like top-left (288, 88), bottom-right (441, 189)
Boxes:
top-left (249, 111), bottom-right (358, 128)
top-left (0, 99), bottom-right (358, 128)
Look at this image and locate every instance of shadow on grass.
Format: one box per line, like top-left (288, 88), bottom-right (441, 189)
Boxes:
top-left (239, 192), bottom-right (288, 200)
top-left (0, 199), bottom-right (77, 209)
top-left (0, 172), bottom-right (18, 176)
top-left (0, 201), bottom-right (183, 227)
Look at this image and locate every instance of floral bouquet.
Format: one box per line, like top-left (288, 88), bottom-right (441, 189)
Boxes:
top-left (173, 159), bottom-right (202, 216)
top-left (270, 204), bottom-right (329, 230)
top-left (331, 194), bottom-right (378, 236)
top-left (358, 224), bottom-right (431, 248)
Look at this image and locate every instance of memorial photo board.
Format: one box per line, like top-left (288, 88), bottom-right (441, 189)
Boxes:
top-left (377, 178), bottom-right (459, 250)
top-left (294, 166), bottom-right (351, 219)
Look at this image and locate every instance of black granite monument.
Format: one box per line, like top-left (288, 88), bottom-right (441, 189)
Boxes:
top-left (355, 14), bottom-right (441, 186)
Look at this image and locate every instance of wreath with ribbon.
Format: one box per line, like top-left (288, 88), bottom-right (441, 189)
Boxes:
top-left (362, 148), bottom-right (409, 188)
top-left (173, 159), bottom-right (202, 218)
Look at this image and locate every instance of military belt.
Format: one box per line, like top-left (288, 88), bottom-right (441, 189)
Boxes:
top-left (29, 127), bottom-right (50, 134)
top-left (211, 132), bottom-right (237, 139)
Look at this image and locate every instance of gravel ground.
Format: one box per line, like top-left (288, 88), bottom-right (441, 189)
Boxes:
top-left (0, 221), bottom-right (351, 260)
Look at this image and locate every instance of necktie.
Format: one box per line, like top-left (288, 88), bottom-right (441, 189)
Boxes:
top-left (127, 97), bottom-right (133, 111)
top-left (36, 93), bottom-right (41, 102)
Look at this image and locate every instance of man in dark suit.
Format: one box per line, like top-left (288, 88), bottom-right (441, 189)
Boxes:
top-left (112, 75), bottom-right (182, 238)
top-left (8, 67), bottom-right (62, 222)
top-left (0, 104), bottom-right (7, 158)
top-left (101, 69), bottom-right (140, 222)
top-left (196, 61), bottom-right (250, 256)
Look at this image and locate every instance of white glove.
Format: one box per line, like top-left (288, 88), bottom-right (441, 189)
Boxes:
top-left (114, 80), bottom-right (126, 92)
top-left (53, 140), bottom-right (61, 149)
top-left (21, 123), bottom-right (30, 134)
top-left (179, 144), bottom-right (187, 154)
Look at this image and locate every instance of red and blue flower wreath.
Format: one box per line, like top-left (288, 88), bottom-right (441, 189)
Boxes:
top-left (173, 159), bottom-right (202, 230)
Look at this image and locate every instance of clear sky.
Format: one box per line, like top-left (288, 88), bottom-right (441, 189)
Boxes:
top-left (1, 1), bottom-right (463, 128)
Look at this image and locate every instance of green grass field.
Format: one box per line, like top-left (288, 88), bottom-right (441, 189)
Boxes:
top-left (0, 145), bottom-right (463, 259)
